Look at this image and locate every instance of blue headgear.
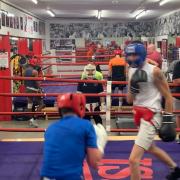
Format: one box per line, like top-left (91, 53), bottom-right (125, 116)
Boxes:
top-left (125, 43), bottom-right (147, 68)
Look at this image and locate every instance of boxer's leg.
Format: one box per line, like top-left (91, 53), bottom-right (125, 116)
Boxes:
top-left (29, 92), bottom-right (39, 128)
top-left (129, 144), bottom-right (145, 180)
top-left (129, 118), bottom-right (153, 180)
top-left (148, 144), bottom-right (177, 168)
top-left (174, 98), bottom-right (180, 143)
top-left (148, 114), bottom-right (180, 179)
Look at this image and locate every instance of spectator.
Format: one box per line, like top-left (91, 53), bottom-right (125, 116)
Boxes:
top-left (24, 58), bottom-right (44, 127)
top-left (172, 60), bottom-right (180, 143)
top-left (87, 47), bottom-right (95, 61)
top-left (78, 64), bottom-right (105, 125)
top-left (108, 49), bottom-right (127, 106)
top-left (81, 63), bottom-right (103, 80)
top-left (147, 44), bottom-right (163, 68)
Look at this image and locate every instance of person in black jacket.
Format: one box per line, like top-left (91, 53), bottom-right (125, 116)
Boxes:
top-left (77, 64), bottom-right (105, 125)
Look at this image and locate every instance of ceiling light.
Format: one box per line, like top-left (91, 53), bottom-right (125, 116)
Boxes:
top-left (132, 9), bottom-right (145, 18)
top-left (136, 10), bottom-right (148, 19)
top-left (31, 0), bottom-right (38, 4)
top-left (0, 10), bottom-right (8, 15)
top-left (159, 0), bottom-right (171, 6)
top-left (7, 13), bottom-right (15, 17)
top-left (96, 10), bottom-right (98, 18)
top-left (46, 10), bottom-right (55, 17)
top-left (97, 10), bottom-right (101, 20)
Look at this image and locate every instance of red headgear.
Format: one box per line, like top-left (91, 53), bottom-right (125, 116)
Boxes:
top-left (57, 93), bottom-right (86, 118)
top-left (114, 49), bottom-right (122, 56)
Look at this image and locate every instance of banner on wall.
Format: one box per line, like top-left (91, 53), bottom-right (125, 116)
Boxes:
top-left (0, 52), bottom-right (9, 68)
top-left (27, 16), bottom-right (33, 34)
top-left (24, 15), bottom-right (33, 34)
top-left (162, 39), bottom-right (168, 59)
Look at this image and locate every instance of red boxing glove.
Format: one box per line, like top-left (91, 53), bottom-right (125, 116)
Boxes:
top-left (133, 106), bottom-right (154, 126)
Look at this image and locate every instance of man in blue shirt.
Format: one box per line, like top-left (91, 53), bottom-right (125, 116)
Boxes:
top-left (41, 93), bottom-right (107, 180)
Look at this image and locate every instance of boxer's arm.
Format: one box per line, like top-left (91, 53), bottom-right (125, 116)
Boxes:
top-left (127, 68), bottom-right (133, 104)
top-left (147, 58), bottom-right (158, 67)
top-left (86, 148), bottom-right (102, 169)
top-left (172, 62), bottom-right (180, 84)
top-left (86, 124), bottom-right (103, 169)
top-left (127, 83), bottom-right (134, 104)
top-left (153, 67), bottom-right (173, 113)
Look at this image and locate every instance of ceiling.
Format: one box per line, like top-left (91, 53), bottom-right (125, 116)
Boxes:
top-left (5, 0), bottom-right (180, 20)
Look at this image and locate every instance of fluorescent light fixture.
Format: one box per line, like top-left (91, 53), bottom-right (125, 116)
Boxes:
top-left (47, 10), bottom-right (55, 17)
top-left (97, 10), bottom-right (101, 19)
top-left (96, 10), bottom-right (98, 17)
top-left (159, 0), bottom-right (171, 6)
top-left (31, 0), bottom-right (38, 4)
top-left (7, 13), bottom-right (15, 17)
top-left (136, 10), bottom-right (148, 19)
top-left (0, 10), bottom-right (8, 15)
top-left (132, 9), bottom-right (144, 18)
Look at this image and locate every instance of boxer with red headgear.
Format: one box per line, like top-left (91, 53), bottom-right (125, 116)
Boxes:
top-left (41, 93), bottom-right (107, 180)
top-left (57, 93), bottom-right (86, 118)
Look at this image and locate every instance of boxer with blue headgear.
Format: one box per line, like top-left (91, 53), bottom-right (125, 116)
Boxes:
top-left (125, 43), bottom-right (147, 68)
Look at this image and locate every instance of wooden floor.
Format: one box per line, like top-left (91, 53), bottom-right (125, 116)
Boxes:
top-left (0, 120), bottom-right (161, 142)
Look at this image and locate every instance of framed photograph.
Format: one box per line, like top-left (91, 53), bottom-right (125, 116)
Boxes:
top-left (16, 17), bottom-right (19, 29)
top-left (10, 17), bottom-right (14, 28)
top-left (35, 22), bottom-right (38, 32)
top-left (39, 21), bottom-right (45, 35)
top-left (33, 21), bottom-right (36, 32)
top-left (6, 15), bottom-right (9, 27)
top-left (20, 17), bottom-right (23, 30)
top-left (1, 12), bottom-right (6, 26)
top-left (24, 16), bottom-right (27, 32)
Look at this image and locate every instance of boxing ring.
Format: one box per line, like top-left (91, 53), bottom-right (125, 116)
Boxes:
top-left (0, 55), bottom-right (180, 180)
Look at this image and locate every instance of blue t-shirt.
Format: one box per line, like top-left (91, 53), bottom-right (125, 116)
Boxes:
top-left (41, 115), bottom-right (97, 180)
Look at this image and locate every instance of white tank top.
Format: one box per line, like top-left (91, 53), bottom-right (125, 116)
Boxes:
top-left (129, 62), bottom-right (162, 112)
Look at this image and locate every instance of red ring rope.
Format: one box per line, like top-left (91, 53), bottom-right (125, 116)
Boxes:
top-left (110, 128), bottom-right (180, 132)
top-left (39, 55), bottom-right (114, 59)
top-left (0, 128), bottom-right (179, 133)
top-left (1, 76), bottom-right (179, 87)
top-left (0, 111), bottom-right (106, 115)
top-left (0, 128), bottom-right (45, 132)
top-left (1, 111), bottom-right (180, 115)
top-left (1, 92), bottom-right (180, 97)
top-left (41, 62), bottom-right (108, 66)
top-left (41, 83), bottom-right (78, 86)
top-left (0, 93), bottom-right (127, 97)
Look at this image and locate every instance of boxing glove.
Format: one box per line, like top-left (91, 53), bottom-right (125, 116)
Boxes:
top-left (93, 124), bottom-right (108, 154)
top-left (159, 113), bottom-right (176, 142)
top-left (130, 69), bottom-right (148, 94)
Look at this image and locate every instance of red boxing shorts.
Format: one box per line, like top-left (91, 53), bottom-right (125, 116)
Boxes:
top-left (133, 106), bottom-right (154, 126)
